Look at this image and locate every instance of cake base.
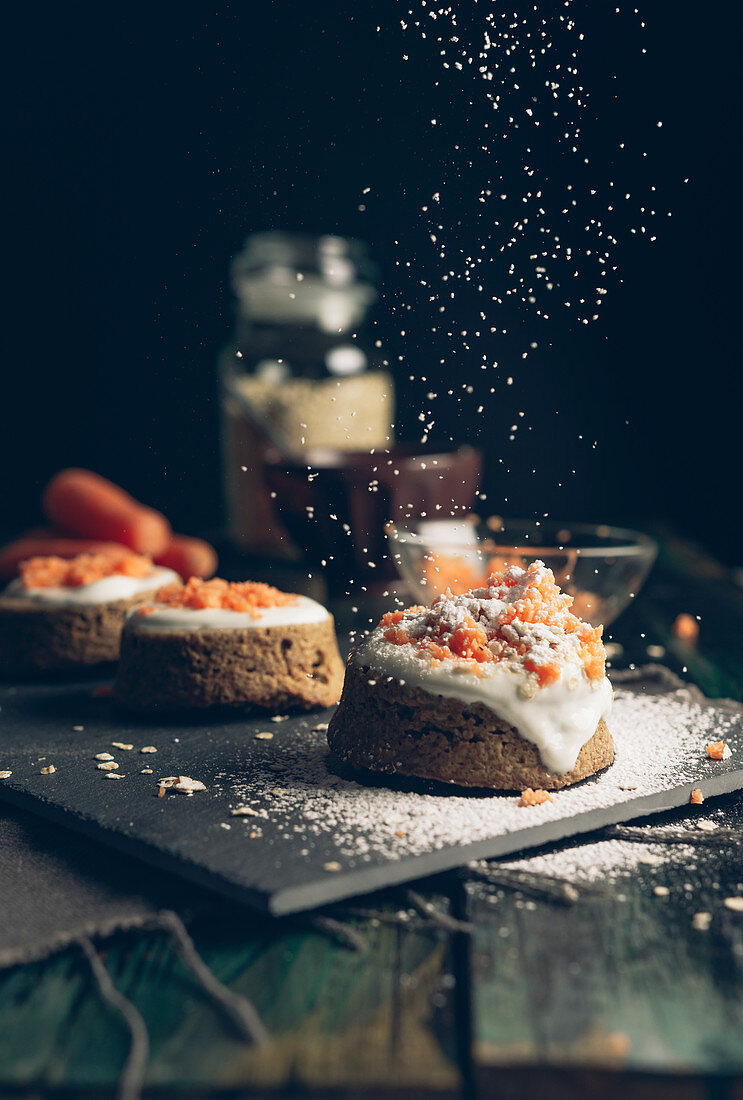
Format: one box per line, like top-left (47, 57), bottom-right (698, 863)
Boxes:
top-left (327, 658), bottom-right (614, 791)
top-left (114, 617), bottom-right (344, 713)
top-left (0, 590), bottom-right (162, 677)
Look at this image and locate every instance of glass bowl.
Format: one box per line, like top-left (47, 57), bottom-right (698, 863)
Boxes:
top-left (387, 518), bottom-right (658, 627)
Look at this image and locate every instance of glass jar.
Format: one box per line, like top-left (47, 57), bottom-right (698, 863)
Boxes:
top-left (219, 232), bottom-right (395, 557)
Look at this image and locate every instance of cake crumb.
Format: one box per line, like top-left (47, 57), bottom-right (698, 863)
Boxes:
top-left (40, 765), bottom-right (56, 775)
top-left (140, 767), bottom-right (153, 774)
top-left (323, 861), bottom-right (342, 872)
top-left (140, 746), bottom-right (158, 754)
top-left (95, 753), bottom-right (115, 762)
top-left (692, 912), bottom-right (712, 930)
top-left (705, 741), bottom-right (731, 760)
top-left (723, 897), bottom-right (743, 913)
top-left (518, 788), bottom-right (553, 807)
top-left (97, 761), bottom-right (119, 771)
top-left (0, 771), bottom-right (12, 779)
top-left (697, 820), bottom-right (718, 832)
top-left (112, 742), bottom-right (134, 751)
top-left (653, 885), bottom-right (670, 897)
top-left (231, 805), bottom-right (260, 817)
top-left (105, 773), bottom-right (125, 780)
top-left (255, 732), bottom-right (274, 740)
top-left (72, 725), bottom-right (84, 732)
top-left (690, 788), bottom-right (704, 804)
top-left (271, 715), bottom-right (289, 723)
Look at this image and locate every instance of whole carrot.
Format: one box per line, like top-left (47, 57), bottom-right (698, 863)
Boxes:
top-left (0, 537), bottom-right (125, 580)
top-left (42, 469), bottom-right (171, 557)
top-left (155, 535), bottom-right (218, 580)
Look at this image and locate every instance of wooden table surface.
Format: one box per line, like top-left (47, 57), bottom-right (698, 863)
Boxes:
top-left (0, 527), bottom-right (742, 1098)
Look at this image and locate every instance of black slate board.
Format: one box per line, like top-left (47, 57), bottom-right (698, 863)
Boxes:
top-left (0, 676), bottom-right (742, 915)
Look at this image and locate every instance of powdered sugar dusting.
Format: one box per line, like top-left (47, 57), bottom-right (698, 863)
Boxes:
top-left (215, 688), bottom-right (741, 872)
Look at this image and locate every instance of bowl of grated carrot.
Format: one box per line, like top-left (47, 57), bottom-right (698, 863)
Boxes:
top-left (387, 517), bottom-right (657, 627)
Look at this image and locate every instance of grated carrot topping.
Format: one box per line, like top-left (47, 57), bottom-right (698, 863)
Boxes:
top-left (141, 576), bottom-right (299, 615)
top-left (20, 550), bottom-right (154, 589)
top-left (378, 560), bottom-right (606, 685)
top-left (705, 741), bottom-right (729, 761)
top-left (518, 788), bottom-right (553, 807)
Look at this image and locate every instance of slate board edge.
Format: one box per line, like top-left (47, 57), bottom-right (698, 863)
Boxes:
top-left (1, 767), bottom-right (739, 917)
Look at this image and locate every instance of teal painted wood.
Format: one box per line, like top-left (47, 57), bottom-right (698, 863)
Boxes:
top-left (0, 904), bottom-right (461, 1093)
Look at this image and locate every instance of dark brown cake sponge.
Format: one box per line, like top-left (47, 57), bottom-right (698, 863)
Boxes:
top-left (327, 656), bottom-right (614, 791)
top-left (0, 589), bottom-right (163, 677)
top-left (113, 616), bottom-right (344, 713)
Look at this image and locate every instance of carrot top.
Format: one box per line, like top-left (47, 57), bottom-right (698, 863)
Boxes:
top-left (144, 577), bottom-right (298, 615)
top-left (20, 549), bottom-right (155, 589)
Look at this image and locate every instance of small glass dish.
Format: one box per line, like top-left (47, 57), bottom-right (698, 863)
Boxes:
top-left (387, 517), bottom-right (658, 627)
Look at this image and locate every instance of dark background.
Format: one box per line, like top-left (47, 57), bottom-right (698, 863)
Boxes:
top-left (3, 1), bottom-right (741, 561)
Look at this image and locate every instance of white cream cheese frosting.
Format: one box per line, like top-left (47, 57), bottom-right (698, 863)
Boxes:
top-left (354, 560), bottom-right (613, 776)
top-left (354, 635), bottom-right (611, 775)
top-left (124, 594), bottom-right (330, 633)
top-left (4, 567), bottom-right (179, 608)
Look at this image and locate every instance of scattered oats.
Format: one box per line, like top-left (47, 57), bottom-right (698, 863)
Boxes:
top-left (311, 723), bottom-right (329, 733)
top-left (231, 805), bottom-right (260, 817)
top-left (40, 765), bottom-right (56, 775)
top-left (158, 777), bottom-right (178, 788)
top-left (140, 746), bottom-right (158, 754)
top-left (220, 823), bottom-right (232, 830)
top-left (270, 715), bottom-right (289, 723)
top-left (112, 742), bottom-right (134, 751)
top-left (95, 753), bottom-right (115, 762)
top-left (696, 820), bottom-right (718, 832)
top-left (0, 771), bottom-right (12, 779)
top-left (255, 732), bottom-right (274, 740)
top-left (692, 912), bottom-right (712, 931)
top-left (723, 897), bottom-right (743, 913)
top-left (653, 886), bottom-right (670, 897)
top-left (618, 784), bottom-right (637, 792)
top-left (323, 861), bottom-right (342, 872)
top-left (105, 773), bottom-right (125, 780)
top-left (97, 761), bottom-right (119, 771)
top-left (72, 725), bottom-right (85, 732)
top-left (140, 767), bottom-right (154, 774)
top-left (172, 776), bottom-right (206, 795)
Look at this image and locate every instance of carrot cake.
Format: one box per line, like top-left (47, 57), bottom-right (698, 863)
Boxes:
top-left (327, 560), bottom-right (613, 790)
top-left (114, 577), bottom-right (344, 713)
top-left (0, 550), bottom-right (178, 676)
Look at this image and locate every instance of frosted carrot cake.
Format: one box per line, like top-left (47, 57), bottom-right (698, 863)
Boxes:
top-left (328, 560), bottom-right (613, 790)
top-left (0, 550), bottom-right (178, 676)
top-left (114, 577), bottom-right (344, 713)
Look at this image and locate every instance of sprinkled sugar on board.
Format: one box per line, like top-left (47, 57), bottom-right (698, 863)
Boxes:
top-left (0, 675), bottom-right (740, 914)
